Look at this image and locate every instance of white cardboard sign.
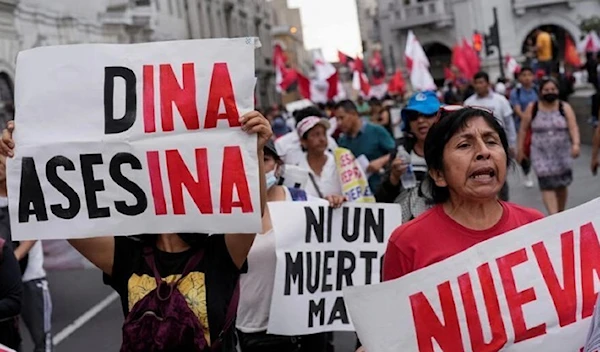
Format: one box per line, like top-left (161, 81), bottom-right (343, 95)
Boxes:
top-left (268, 201), bottom-right (402, 335)
top-left (344, 199), bottom-right (600, 352)
top-left (8, 38), bottom-right (261, 240)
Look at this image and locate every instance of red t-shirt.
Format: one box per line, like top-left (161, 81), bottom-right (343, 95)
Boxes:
top-left (383, 201), bottom-right (544, 281)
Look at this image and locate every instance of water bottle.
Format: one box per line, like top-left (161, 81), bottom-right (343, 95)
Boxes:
top-left (397, 146), bottom-right (417, 189)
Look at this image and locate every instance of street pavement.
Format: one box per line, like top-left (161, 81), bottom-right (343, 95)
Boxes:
top-left (20, 145), bottom-right (600, 352)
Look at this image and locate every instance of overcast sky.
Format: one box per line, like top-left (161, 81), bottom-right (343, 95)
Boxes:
top-left (288, 0), bottom-right (363, 62)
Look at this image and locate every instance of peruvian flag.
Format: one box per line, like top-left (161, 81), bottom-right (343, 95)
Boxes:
top-left (405, 30), bottom-right (436, 91)
top-left (298, 71), bottom-right (339, 103)
top-left (352, 71), bottom-right (371, 97)
top-left (274, 44), bottom-right (297, 92)
top-left (505, 55), bottom-right (521, 76)
top-left (338, 50), bottom-right (356, 71)
top-left (369, 50), bottom-right (386, 85)
top-left (354, 56), bottom-right (365, 73)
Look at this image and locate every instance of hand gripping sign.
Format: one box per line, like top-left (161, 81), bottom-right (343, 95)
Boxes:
top-left (8, 38), bottom-right (262, 240)
top-left (344, 198), bottom-right (600, 352)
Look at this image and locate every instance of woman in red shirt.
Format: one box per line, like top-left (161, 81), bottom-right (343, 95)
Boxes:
top-left (383, 107), bottom-right (544, 281)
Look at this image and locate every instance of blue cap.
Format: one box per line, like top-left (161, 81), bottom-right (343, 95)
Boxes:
top-left (401, 91), bottom-right (441, 120)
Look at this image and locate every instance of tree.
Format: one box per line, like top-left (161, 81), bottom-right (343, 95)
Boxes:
top-left (580, 16), bottom-right (600, 36)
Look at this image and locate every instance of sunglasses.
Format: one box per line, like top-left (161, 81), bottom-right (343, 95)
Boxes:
top-left (404, 110), bottom-right (438, 122)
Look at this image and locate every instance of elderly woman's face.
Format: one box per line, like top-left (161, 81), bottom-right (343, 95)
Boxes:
top-left (432, 116), bottom-right (507, 201)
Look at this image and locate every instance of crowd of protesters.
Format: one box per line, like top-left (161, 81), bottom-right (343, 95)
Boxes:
top-left (1, 44), bottom-right (600, 351)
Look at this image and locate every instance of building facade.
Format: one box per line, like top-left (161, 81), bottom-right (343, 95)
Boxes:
top-left (355, 0), bottom-right (380, 58)
top-left (373, 0), bottom-right (600, 84)
top-left (0, 0), bottom-right (286, 122)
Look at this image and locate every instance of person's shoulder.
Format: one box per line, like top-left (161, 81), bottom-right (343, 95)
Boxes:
top-left (503, 202), bottom-right (545, 222)
top-left (464, 94), bottom-right (476, 104)
top-left (366, 122), bottom-right (388, 134)
top-left (388, 206), bottom-right (441, 247)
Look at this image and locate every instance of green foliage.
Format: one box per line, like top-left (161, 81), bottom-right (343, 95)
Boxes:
top-left (580, 16), bottom-right (600, 34)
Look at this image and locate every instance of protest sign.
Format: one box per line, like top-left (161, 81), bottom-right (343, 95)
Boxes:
top-left (8, 38), bottom-right (262, 240)
top-left (333, 148), bottom-right (375, 203)
top-left (267, 201), bottom-right (402, 335)
top-left (344, 198), bottom-right (600, 352)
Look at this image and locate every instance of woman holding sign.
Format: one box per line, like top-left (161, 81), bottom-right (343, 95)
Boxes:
top-left (0, 111), bottom-right (272, 352)
top-left (383, 107), bottom-right (544, 281)
top-left (237, 139), bottom-right (345, 352)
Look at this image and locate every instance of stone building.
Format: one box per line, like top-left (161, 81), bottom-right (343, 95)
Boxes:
top-left (0, 0), bottom-right (290, 124)
top-left (365, 0), bottom-right (600, 84)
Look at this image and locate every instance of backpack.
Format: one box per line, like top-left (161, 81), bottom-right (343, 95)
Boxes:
top-left (523, 101), bottom-right (565, 157)
top-left (121, 246), bottom-right (240, 352)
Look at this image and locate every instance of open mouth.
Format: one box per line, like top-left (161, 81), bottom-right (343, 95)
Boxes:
top-left (470, 167), bottom-right (496, 180)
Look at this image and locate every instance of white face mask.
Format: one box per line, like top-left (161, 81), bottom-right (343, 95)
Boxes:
top-left (265, 169), bottom-right (278, 189)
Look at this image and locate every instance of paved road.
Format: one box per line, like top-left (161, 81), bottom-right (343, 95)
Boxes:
top-left (20, 145), bottom-right (600, 352)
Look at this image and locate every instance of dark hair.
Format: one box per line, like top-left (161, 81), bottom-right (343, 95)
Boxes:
top-left (293, 106), bottom-right (326, 125)
top-left (334, 99), bottom-right (359, 115)
top-left (368, 97), bottom-right (381, 106)
top-left (539, 76), bottom-right (559, 93)
top-left (519, 66), bottom-right (534, 75)
top-left (424, 108), bottom-right (510, 204)
top-left (473, 71), bottom-right (490, 83)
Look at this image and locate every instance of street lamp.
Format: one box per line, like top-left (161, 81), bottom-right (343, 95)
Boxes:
top-left (483, 7), bottom-right (505, 77)
top-left (290, 26), bottom-right (297, 34)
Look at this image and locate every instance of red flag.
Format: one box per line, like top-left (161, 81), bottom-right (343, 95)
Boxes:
top-left (338, 51), bottom-right (351, 64)
top-left (462, 38), bottom-right (480, 78)
top-left (388, 70), bottom-right (405, 95)
top-left (297, 71), bottom-right (339, 102)
top-left (327, 72), bottom-right (339, 100)
top-left (565, 36), bottom-right (582, 67)
top-left (274, 44), bottom-right (298, 92)
top-left (444, 66), bottom-right (455, 81)
top-left (297, 72), bottom-right (311, 100)
top-left (369, 50), bottom-right (386, 85)
top-left (451, 44), bottom-right (470, 78)
top-left (355, 57), bottom-right (364, 73)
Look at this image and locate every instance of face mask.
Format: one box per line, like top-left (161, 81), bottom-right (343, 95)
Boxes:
top-left (266, 170), bottom-right (278, 189)
top-left (542, 93), bottom-right (559, 103)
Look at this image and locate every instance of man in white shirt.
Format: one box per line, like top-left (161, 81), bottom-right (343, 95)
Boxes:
top-left (464, 71), bottom-right (517, 201)
top-left (464, 71), bottom-right (517, 151)
top-left (275, 106), bottom-right (338, 165)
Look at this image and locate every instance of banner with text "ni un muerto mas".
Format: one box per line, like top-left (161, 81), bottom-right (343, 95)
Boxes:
top-left (268, 201), bottom-right (402, 335)
top-left (8, 38), bottom-right (262, 240)
top-left (343, 198), bottom-right (600, 352)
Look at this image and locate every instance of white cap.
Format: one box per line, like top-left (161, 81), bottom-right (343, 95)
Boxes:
top-left (296, 116), bottom-right (331, 138)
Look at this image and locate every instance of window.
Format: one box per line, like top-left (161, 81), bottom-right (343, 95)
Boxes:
top-left (155, 0), bottom-right (160, 11)
top-left (168, 0), bottom-right (173, 15)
